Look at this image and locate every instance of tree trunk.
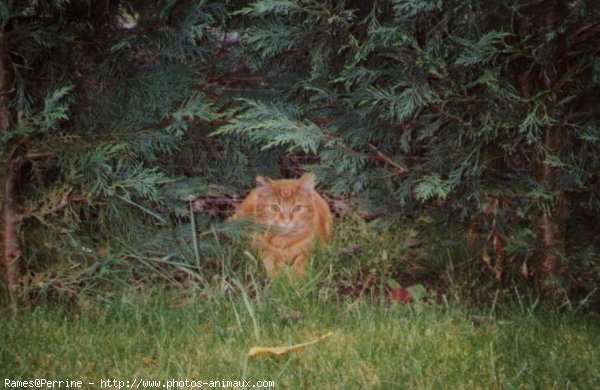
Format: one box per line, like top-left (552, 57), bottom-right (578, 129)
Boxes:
top-left (0, 38), bottom-right (23, 303)
top-left (0, 41), bottom-right (14, 131)
top-left (536, 0), bottom-right (569, 293)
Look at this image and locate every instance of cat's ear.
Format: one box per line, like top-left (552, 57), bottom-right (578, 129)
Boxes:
top-left (298, 172), bottom-right (316, 192)
top-left (256, 176), bottom-right (273, 193)
top-left (256, 176), bottom-right (268, 187)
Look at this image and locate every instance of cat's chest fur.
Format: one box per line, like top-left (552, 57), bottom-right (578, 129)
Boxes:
top-left (264, 229), bottom-right (313, 248)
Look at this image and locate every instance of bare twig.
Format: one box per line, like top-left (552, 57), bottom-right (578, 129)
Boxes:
top-left (367, 143), bottom-right (408, 175)
top-left (26, 152), bottom-right (55, 160)
top-left (430, 103), bottom-right (465, 124)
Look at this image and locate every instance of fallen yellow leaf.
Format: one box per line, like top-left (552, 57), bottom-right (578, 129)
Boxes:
top-left (247, 332), bottom-right (335, 357)
top-left (141, 356), bottom-right (156, 366)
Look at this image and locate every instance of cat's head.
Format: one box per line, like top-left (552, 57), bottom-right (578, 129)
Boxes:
top-left (254, 173), bottom-right (317, 233)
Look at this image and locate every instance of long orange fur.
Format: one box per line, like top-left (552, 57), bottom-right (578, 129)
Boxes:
top-left (234, 173), bottom-right (332, 277)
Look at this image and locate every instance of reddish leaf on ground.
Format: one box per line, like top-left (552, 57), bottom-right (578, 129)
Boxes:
top-left (389, 287), bottom-right (411, 303)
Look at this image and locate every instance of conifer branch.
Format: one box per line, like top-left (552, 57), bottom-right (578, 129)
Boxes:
top-left (23, 187), bottom-right (89, 221)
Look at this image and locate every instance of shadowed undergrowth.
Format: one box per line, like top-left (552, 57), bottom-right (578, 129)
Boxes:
top-left (16, 215), bottom-right (597, 312)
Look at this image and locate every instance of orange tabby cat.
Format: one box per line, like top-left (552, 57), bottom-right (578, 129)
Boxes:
top-left (234, 173), bottom-right (332, 277)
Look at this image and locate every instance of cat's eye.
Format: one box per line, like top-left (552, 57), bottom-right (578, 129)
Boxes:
top-left (269, 204), bottom-right (281, 212)
top-left (292, 205), bottom-right (303, 212)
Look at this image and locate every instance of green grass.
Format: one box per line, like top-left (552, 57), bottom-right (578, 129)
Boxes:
top-left (2, 220), bottom-right (599, 388)
top-left (2, 283), bottom-right (599, 389)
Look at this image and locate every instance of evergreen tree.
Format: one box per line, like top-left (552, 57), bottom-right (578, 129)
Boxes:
top-left (2, 0), bottom-right (598, 303)
top-left (0, 0), bottom-right (230, 301)
top-left (215, 0), bottom-right (600, 293)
